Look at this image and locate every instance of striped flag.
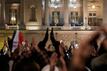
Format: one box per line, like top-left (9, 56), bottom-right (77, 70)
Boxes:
top-left (12, 30), bottom-right (19, 52)
top-left (12, 30), bottom-right (24, 53)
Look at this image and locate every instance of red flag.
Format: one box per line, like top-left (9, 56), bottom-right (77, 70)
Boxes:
top-left (19, 32), bottom-right (24, 46)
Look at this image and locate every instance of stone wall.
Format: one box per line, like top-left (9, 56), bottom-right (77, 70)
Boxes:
top-left (0, 30), bottom-right (95, 49)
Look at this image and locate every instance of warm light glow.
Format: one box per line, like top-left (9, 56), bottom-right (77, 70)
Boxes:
top-left (92, 5), bottom-right (96, 9)
top-left (26, 22), bottom-right (40, 30)
top-left (12, 3), bottom-right (20, 7)
top-left (80, 26), bottom-right (91, 30)
top-left (60, 40), bottom-right (63, 43)
top-left (74, 43), bottom-right (79, 49)
top-left (11, 16), bottom-right (16, 22)
top-left (10, 15), bottom-right (16, 24)
top-left (54, 5), bottom-right (58, 8)
top-left (73, 6), bottom-right (77, 9)
top-left (80, 26), bottom-right (86, 30)
top-left (26, 26), bottom-right (40, 30)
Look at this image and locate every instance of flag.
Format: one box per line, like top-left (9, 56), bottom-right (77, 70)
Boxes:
top-left (12, 30), bottom-right (24, 53)
top-left (8, 30), bottom-right (16, 52)
top-left (19, 32), bottom-right (24, 46)
top-left (12, 30), bottom-right (19, 52)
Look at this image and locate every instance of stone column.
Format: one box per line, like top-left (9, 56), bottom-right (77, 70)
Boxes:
top-left (80, 0), bottom-right (83, 25)
top-left (103, 0), bottom-right (107, 26)
top-left (45, 0), bottom-right (49, 26)
top-left (42, 0), bottom-right (46, 25)
top-left (0, 0), bottom-right (5, 29)
top-left (0, 0), bottom-right (1, 24)
top-left (83, 0), bottom-right (88, 26)
top-left (64, 0), bottom-right (69, 26)
top-left (19, 0), bottom-right (25, 29)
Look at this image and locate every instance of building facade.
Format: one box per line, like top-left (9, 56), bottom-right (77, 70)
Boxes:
top-left (0, 0), bottom-right (107, 49)
top-left (0, 0), bottom-right (105, 30)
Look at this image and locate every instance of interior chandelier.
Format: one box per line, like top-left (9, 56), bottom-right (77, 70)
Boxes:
top-left (68, 0), bottom-right (80, 8)
top-left (49, 0), bottom-right (62, 8)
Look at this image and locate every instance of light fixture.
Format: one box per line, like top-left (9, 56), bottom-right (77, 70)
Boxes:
top-left (49, 0), bottom-right (62, 8)
top-left (68, 0), bottom-right (80, 8)
top-left (92, 5), bottom-right (96, 9)
top-left (11, 16), bottom-right (16, 21)
top-left (88, 0), bottom-right (98, 9)
top-left (10, 3), bottom-right (20, 24)
top-left (80, 25), bottom-right (91, 30)
top-left (10, 10), bottom-right (16, 24)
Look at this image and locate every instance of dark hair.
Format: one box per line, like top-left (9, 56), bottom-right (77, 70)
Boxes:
top-left (89, 33), bottom-right (100, 50)
top-left (14, 58), bottom-right (40, 71)
top-left (93, 64), bottom-right (107, 71)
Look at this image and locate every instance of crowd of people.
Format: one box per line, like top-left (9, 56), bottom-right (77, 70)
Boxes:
top-left (0, 27), bottom-right (107, 71)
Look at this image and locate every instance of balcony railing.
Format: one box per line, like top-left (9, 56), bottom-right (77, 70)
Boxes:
top-left (0, 24), bottom-right (100, 31)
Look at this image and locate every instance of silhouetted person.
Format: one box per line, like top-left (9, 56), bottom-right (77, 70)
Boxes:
top-left (31, 31), bottom-right (50, 70)
top-left (0, 49), bottom-right (9, 71)
top-left (91, 38), bottom-right (107, 71)
top-left (50, 28), bottom-right (60, 57)
top-left (14, 57), bottom-right (40, 71)
top-left (8, 37), bottom-right (13, 52)
top-left (38, 28), bottom-right (49, 52)
top-left (8, 30), bottom-right (17, 52)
